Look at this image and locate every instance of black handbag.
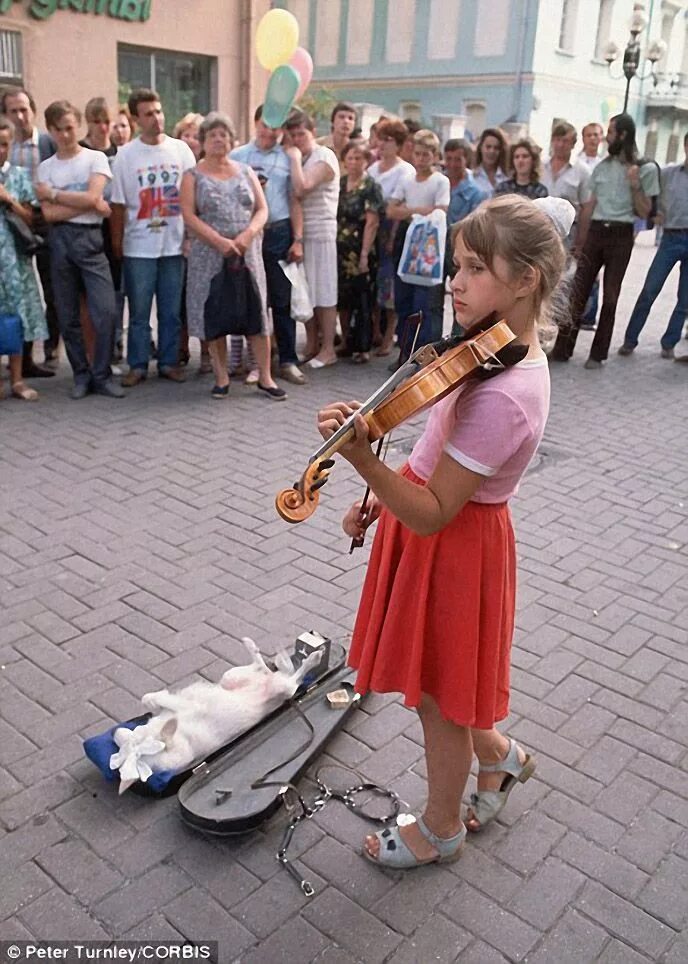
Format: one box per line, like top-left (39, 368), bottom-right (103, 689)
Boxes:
top-left (2, 204), bottom-right (45, 257)
top-left (204, 255), bottom-right (263, 340)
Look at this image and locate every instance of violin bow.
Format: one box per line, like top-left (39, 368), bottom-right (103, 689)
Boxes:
top-left (349, 312), bottom-right (424, 553)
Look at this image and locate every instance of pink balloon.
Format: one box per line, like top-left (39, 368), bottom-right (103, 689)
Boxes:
top-left (289, 47), bottom-right (314, 100)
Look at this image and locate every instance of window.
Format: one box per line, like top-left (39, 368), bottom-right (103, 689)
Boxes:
top-left (118, 45), bottom-right (214, 130)
top-left (346, 0), bottom-right (374, 65)
top-left (315, 0), bottom-right (340, 66)
top-left (399, 101), bottom-right (422, 123)
top-left (386, 0), bottom-right (415, 63)
top-left (464, 101), bottom-right (487, 138)
top-left (474, 0), bottom-right (511, 58)
top-left (0, 30), bottom-right (23, 86)
top-left (558, 0), bottom-right (579, 53)
top-left (594, 0), bottom-right (615, 60)
top-left (427, 0), bottom-right (461, 60)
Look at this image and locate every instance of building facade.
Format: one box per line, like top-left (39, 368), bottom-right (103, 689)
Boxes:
top-left (276, 0), bottom-right (688, 161)
top-left (0, 0), bottom-right (270, 139)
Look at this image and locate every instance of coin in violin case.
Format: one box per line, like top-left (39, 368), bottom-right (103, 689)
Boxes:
top-left (178, 662), bottom-right (361, 835)
top-left (83, 635), bottom-right (353, 803)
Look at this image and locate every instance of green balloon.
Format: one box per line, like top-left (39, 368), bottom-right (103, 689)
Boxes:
top-left (263, 65), bottom-right (301, 129)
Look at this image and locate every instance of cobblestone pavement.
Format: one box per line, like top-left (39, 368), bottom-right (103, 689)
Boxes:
top-left (1, 234), bottom-right (687, 963)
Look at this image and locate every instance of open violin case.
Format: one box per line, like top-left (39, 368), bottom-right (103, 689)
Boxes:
top-left (84, 633), bottom-right (361, 833)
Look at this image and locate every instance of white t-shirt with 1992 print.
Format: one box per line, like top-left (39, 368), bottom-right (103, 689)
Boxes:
top-left (110, 135), bottom-right (196, 258)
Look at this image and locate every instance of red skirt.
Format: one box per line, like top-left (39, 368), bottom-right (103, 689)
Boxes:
top-left (349, 465), bottom-right (516, 729)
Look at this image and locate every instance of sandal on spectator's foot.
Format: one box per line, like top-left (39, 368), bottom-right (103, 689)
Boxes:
top-left (364, 815), bottom-right (466, 869)
top-left (466, 739), bottom-right (536, 833)
top-left (11, 381), bottom-right (38, 401)
top-left (211, 384), bottom-right (229, 399)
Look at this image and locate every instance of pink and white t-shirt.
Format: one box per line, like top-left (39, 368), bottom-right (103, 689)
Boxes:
top-left (408, 353), bottom-right (550, 503)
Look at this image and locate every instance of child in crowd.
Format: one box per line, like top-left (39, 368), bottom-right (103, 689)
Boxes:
top-left (316, 194), bottom-right (574, 868)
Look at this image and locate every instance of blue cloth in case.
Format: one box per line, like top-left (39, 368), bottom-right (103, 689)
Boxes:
top-left (83, 717), bottom-right (178, 794)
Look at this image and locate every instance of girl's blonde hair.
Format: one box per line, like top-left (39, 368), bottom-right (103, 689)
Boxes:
top-left (454, 195), bottom-right (568, 344)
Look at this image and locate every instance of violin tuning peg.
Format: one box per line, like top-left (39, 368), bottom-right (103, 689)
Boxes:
top-left (309, 476), bottom-right (329, 494)
top-left (318, 459), bottom-right (335, 471)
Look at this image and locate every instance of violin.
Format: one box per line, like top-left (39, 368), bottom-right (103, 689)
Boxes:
top-left (276, 317), bottom-right (525, 526)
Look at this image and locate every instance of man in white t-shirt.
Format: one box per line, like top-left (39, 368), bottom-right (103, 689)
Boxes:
top-left (284, 108), bottom-right (340, 367)
top-left (387, 129), bottom-right (450, 364)
top-left (36, 100), bottom-right (122, 399)
top-left (110, 89), bottom-right (196, 386)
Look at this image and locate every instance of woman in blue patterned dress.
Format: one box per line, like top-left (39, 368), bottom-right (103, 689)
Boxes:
top-left (0, 116), bottom-right (47, 401)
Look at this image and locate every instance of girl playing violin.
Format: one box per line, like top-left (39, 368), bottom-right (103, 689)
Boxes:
top-left (316, 194), bottom-right (574, 869)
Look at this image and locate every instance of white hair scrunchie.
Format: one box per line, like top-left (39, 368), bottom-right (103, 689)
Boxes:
top-left (533, 196), bottom-right (576, 239)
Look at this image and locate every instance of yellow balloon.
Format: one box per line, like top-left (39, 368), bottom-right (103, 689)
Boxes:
top-left (255, 9), bottom-right (300, 71)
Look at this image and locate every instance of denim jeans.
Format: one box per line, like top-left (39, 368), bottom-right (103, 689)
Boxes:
top-left (48, 223), bottom-right (116, 385)
top-left (394, 278), bottom-right (444, 361)
top-left (263, 219), bottom-right (297, 365)
top-left (123, 255), bottom-right (183, 371)
top-left (623, 230), bottom-right (688, 350)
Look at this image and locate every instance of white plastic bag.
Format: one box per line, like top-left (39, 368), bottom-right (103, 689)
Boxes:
top-left (279, 260), bottom-right (313, 323)
top-left (396, 210), bottom-right (447, 287)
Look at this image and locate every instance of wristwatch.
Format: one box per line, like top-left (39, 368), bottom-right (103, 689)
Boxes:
top-left (293, 236), bottom-right (303, 243)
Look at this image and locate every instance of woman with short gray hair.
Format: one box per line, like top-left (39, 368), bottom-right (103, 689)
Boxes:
top-left (180, 113), bottom-right (286, 399)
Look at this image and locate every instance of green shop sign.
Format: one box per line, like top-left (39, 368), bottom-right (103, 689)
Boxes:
top-left (0, 0), bottom-right (152, 22)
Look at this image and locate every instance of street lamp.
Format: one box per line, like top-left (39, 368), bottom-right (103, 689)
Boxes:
top-left (603, 3), bottom-right (667, 112)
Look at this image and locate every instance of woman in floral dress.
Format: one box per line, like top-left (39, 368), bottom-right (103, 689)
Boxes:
top-left (0, 116), bottom-right (47, 401)
top-left (336, 142), bottom-right (385, 363)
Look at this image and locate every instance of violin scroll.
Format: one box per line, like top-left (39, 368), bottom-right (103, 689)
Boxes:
top-left (275, 459), bottom-right (334, 523)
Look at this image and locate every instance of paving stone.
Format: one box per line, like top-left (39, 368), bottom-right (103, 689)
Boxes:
top-left (369, 864), bottom-right (458, 935)
top-left (576, 880), bottom-right (673, 959)
top-left (507, 856), bottom-right (586, 929)
top-left (165, 888), bottom-right (255, 955)
top-left (0, 861), bottom-right (54, 919)
top-left (240, 916), bottom-right (329, 964)
top-left (554, 830), bottom-right (649, 900)
top-left (576, 735), bottom-right (638, 785)
top-left (385, 913), bottom-right (471, 964)
top-left (593, 771), bottom-right (659, 825)
top-left (596, 940), bottom-right (653, 963)
top-left (301, 836), bottom-right (397, 910)
top-left (441, 881), bottom-right (540, 961)
top-left (491, 811), bottom-right (566, 875)
top-left (302, 888), bottom-right (402, 964)
top-left (95, 863), bottom-right (192, 931)
top-left (615, 810), bottom-right (684, 874)
top-left (540, 790), bottom-right (623, 848)
top-left (17, 887), bottom-right (110, 940)
top-left (544, 674), bottom-right (599, 713)
top-left (636, 854), bottom-right (688, 929)
top-left (557, 701), bottom-right (617, 748)
top-left (526, 908), bottom-right (610, 964)
top-left (0, 772), bottom-right (83, 831)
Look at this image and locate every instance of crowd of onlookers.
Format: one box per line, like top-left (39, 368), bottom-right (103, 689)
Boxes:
top-left (0, 86), bottom-right (686, 406)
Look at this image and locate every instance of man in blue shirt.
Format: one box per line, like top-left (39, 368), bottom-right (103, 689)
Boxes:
top-left (231, 106), bottom-right (305, 383)
top-left (445, 138), bottom-right (486, 227)
top-left (442, 139), bottom-right (486, 335)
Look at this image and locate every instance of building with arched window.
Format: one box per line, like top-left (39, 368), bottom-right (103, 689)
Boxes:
top-left (276, 0), bottom-right (688, 162)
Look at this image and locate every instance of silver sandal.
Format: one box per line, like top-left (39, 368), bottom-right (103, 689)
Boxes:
top-left (364, 815), bottom-right (466, 869)
top-left (466, 739), bottom-right (536, 832)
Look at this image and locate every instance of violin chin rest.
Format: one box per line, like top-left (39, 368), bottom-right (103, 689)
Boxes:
top-left (476, 343), bottom-right (529, 380)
